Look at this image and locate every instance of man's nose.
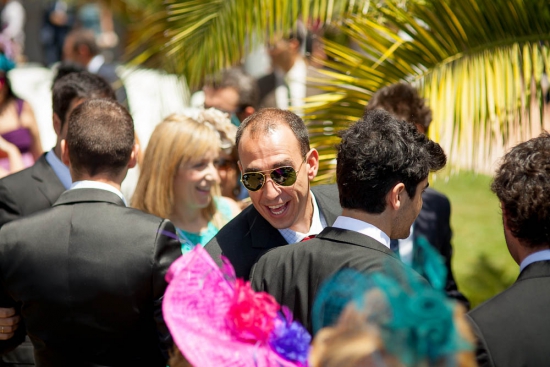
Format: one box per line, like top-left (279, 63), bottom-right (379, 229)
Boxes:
top-left (262, 176), bottom-right (282, 198)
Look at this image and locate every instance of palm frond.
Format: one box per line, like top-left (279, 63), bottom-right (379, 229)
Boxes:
top-left (123, 0), bottom-right (371, 88)
top-left (305, 0), bottom-right (550, 184)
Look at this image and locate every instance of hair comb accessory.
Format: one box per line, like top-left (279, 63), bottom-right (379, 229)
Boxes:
top-left (163, 246), bottom-right (310, 367)
top-left (312, 241), bottom-right (473, 366)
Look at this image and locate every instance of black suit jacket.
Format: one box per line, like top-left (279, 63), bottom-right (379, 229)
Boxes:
top-left (466, 260), bottom-right (550, 367)
top-left (205, 184), bottom-right (341, 279)
top-left (0, 154), bottom-right (65, 229)
top-left (415, 188), bottom-right (469, 307)
top-left (0, 189), bottom-right (181, 367)
top-left (250, 227), bottom-right (410, 332)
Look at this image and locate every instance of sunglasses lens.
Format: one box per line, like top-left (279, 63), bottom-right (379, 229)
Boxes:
top-left (242, 172), bottom-right (265, 191)
top-left (270, 167), bottom-right (297, 186)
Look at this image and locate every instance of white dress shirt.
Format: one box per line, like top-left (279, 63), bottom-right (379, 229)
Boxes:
top-left (332, 216), bottom-right (391, 249)
top-left (278, 191), bottom-right (327, 244)
top-left (70, 180), bottom-right (127, 206)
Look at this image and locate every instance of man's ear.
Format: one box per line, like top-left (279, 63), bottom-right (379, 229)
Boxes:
top-left (60, 139), bottom-right (70, 166)
top-left (306, 148), bottom-right (319, 181)
top-left (127, 144), bottom-right (139, 169)
top-left (387, 182), bottom-right (405, 211)
top-left (53, 114), bottom-right (62, 136)
top-left (237, 160), bottom-right (243, 174)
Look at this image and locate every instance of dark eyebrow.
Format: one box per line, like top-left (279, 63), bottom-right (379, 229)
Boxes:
top-left (244, 159), bottom-right (295, 173)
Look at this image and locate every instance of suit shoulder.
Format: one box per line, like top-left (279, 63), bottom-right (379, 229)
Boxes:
top-left (423, 187), bottom-right (450, 204)
top-left (0, 166), bottom-right (34, 192)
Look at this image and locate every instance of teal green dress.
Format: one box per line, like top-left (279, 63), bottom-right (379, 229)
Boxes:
top-left (176, 197), bottom-right (234, 254)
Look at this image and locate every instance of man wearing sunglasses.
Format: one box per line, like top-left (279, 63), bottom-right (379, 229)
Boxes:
top-left (205, 108), bottom-right (341, 279)
top-left (249, 109), bottom-right (447, 331)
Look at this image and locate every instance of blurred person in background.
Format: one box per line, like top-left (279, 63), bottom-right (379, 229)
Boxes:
top-left (132, 114), bottom-right (240, 255)
top-left (62, 28), bottom-right (128, 108)
top-left (193, 108), bottom-right (242, 202)
top-left (0, 54), bottom-right (42, 173)
top-left (200, 67), bottom-right (258, 127)
top-left (41, 0), bottom-right (75, 66)
top-left (0, 0), bottom-right (25, 62)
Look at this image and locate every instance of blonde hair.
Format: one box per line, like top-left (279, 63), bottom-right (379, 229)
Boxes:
top-left (132, 115), bottom-right (222, 224)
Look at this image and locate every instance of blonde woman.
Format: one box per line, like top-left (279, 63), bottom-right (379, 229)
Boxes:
top-left (133, 115), bottom-right (240, 254)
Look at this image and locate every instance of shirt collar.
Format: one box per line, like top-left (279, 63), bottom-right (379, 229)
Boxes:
top-left (45, 149), bottom-right (72, 189)
top-left (70, 180), bottom-right (127, 206)
top-left (520, 249), bottom-right (550, 273)
top-left (278, 190), bottom-right (327, 244)
top-left (331, 216), bottom-right (391, 249)
top-left (87, 54), bottom-right (105, 74)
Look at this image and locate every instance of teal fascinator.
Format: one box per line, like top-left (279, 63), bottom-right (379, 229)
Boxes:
top-left (312, 242), bottom-right (473, 366)
top-left (0, 53), bottom-right (15, 73)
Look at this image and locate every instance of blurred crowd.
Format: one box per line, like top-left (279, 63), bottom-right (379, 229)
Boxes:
top-left (0, 2), bottom-right (547, 367)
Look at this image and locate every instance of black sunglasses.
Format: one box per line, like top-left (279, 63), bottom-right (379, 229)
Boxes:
top-left (241, 157), bottom-right (306, 192)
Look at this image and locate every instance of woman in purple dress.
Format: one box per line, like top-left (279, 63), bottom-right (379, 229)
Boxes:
top-left (0, 59), bottom-right (42, 172)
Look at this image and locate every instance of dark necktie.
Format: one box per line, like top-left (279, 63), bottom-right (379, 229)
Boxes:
top-left (390, 239), bottom-right (400, 252)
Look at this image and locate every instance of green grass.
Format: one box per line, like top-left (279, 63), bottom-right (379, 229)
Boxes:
top-left (431, 171), bottom-right (519, 308)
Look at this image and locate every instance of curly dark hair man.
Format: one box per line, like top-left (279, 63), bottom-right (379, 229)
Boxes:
top-left (337, 109), bottom-right (446, 214)
top-left (365, 83), bottom-right (432, 134)
top-left (491, 132), bottom-right (550, 248)
top-left (466, 132), bottom-right (550, 366)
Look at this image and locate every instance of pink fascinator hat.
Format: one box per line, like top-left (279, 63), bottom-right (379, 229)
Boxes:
top-left (163, 245), bottom-right (311, 367)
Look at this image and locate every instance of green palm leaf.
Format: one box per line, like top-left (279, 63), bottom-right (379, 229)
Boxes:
top-left (123, 0), bottom-right (371, 88)
top-left (306, 0), bottom-right (550, 184)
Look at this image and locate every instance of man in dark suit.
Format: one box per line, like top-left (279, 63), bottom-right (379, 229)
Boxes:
top-left (466, 133), bottom-right (550, 367)
top-left (0, 99), bottom-right (181, 366)
top-left (0, 71), bottom-right (115, 228)
top-left (0, 72), bottom-right (115, 366)
top-left (365, 82), bottom-right (468, 307)
top-left (250, 110), bottom-right (447, 331)
top-left (205, 108), bottom-right (342, 279)
top-left (62, 29), bottom-right (128, 108)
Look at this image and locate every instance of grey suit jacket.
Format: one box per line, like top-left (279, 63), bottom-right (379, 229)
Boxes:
top-left (250, 227), bottom-right (408, 332)
top-left (0, 189), bottom-right (181, 367)
top-left (205, 184), bottom-right (341, 279)
top-left (0, 154), bottom-right (65, 229)
top-left (466, 260), bottom-right (550, 367)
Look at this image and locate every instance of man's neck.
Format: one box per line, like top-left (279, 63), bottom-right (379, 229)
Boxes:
top-left (288, 192), bottom-right (314, 233)
top-left (71, 176), bottom-right (122, 192)
top-left (341, 208), bottom-right (391, 238)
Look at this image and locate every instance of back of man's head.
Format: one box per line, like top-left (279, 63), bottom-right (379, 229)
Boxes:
top-left (337, 109), bottom-right (446, 213)
top-left (66, 99), bottom-right (134, 178)
top-left (492, 132), bottom-right (550, 248)
top-left (52, 71), bottom-right (116, 127)
top-left (366, 83), bottom-right (432, 134)
top-left (236, 108), bottom-right (310, 156)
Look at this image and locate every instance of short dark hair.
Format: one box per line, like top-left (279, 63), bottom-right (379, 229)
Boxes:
top-left (66, 99), bottom-right (134, 177)
top-left (236, 108), bottom-right (310, 157)
top-left (337, 110), bottom-right (446, 213)
top-left (52, 71), bottom-right (116, 127)
top-left (491, 132), bottom-right (550, 248)
top-left (205, 68), bottom-right (259, 111)
top-left (52, 61), bottom-right (85, 87)
top-left (366, 83), bottom-right (432, 132)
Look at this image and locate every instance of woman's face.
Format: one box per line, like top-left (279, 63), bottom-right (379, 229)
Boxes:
top-left (217, 151), bottom-right (239, 199)
top-left (173, 149), bottom-right (221, 210)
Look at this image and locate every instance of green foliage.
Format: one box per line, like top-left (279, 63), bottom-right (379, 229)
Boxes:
top-left (306, 0), bottom-right (550, 183)
top-left (122, 0), bottom-right (371, 88)
top-left (431, 171), bottom-right (518, 308)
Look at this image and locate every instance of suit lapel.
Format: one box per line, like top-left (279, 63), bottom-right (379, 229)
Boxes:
top-left (247, 207), bottom-right (287, 249)
top-left (31, 155), bottom-right (66, 205)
